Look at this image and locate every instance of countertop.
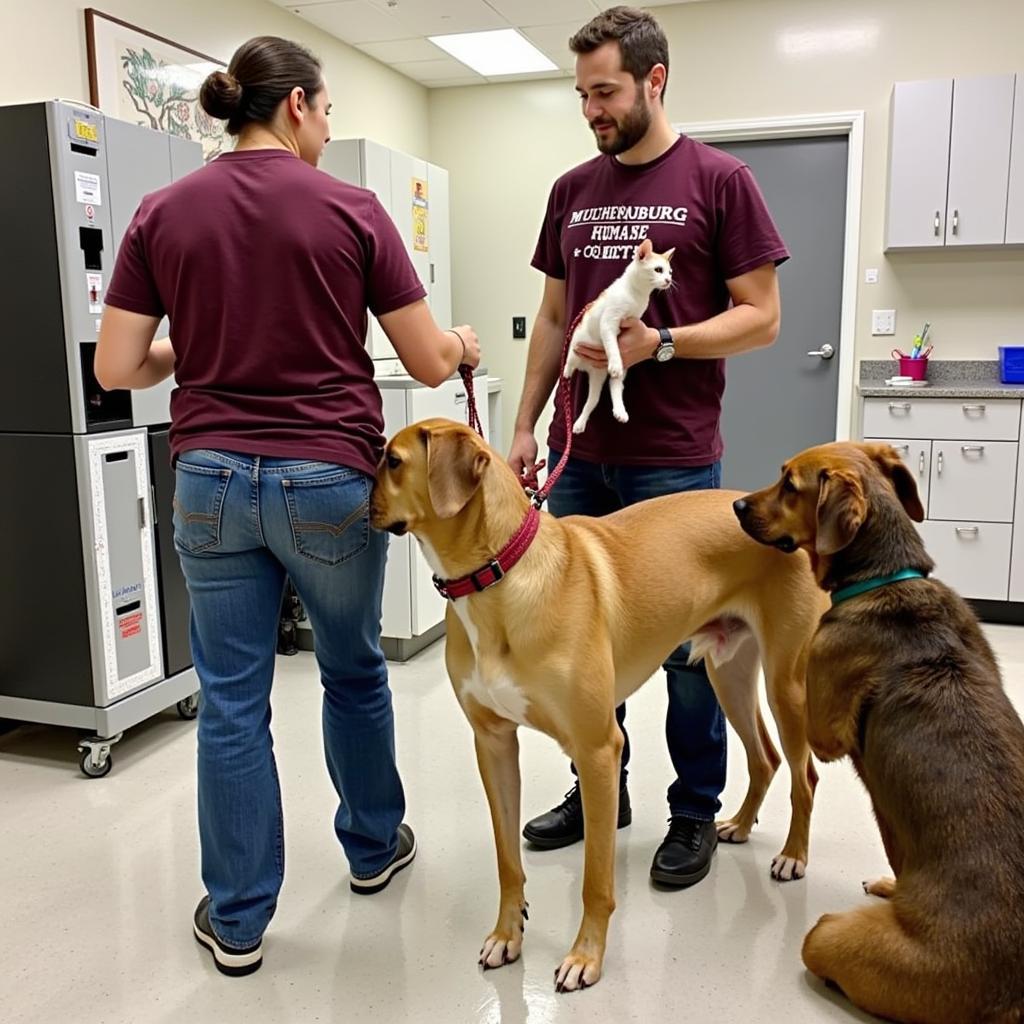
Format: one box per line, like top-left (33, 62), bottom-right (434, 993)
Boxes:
top-left (858, 359), bottom-right (1024, 399)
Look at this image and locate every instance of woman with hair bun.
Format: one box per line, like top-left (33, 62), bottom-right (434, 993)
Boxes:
top-left (96, 34), bottom-right (480, 977)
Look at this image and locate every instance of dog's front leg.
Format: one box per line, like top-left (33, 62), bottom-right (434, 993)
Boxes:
top-left (555, 728), bottom-right (624, 992)
top-left (806, 669), bottom-right (860, 762)
top-left (468, 707), bottom-right (528, 971)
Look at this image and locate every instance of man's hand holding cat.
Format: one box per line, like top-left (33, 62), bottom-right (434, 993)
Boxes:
top-left (573, 318), bottom-right (660, 370)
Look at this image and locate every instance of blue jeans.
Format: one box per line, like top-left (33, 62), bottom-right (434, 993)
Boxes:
top-left (173, 450), bottom-right (405, 948)
top-left (548, 451), bottom-right (727, 821)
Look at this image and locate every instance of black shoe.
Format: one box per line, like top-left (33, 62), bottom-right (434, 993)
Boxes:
top-left (522, 781), bottom-right (632, 850)
top-left (193, 896), bottom-right (263, 977)
top-left (350, 823), bottom-right (417, 894)
top-left (650, 817), bottom-right (718, 888)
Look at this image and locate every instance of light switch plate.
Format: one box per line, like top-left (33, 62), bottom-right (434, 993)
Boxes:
top-left (872, 309), bottom-right (896, 336)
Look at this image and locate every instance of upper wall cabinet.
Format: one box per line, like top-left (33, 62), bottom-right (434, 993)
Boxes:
top-left (1008, 75), bottom-right (1024, 244)
top-left (886, 74), bottom-right (1021, 250)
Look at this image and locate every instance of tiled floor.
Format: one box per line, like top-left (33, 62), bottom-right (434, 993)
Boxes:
top-left (5, 624), bottom-right (1024, 1024)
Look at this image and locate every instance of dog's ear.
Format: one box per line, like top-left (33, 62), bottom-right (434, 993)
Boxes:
top-left (815, 469), bottom-right (866, 555)
top-left (425, 426), bottom-right (491, 519)
top-left (861, 443), bottom-right (925, 522)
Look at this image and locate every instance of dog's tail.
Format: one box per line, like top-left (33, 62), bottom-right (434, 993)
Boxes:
top-left (687, 616), bottom-right (752, 668)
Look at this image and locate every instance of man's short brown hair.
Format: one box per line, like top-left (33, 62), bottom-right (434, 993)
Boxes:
top-left (570, 6), bottom-right (670, 98)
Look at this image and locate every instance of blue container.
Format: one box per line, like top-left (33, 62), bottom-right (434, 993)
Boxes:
top-left (999, 346), bottom-right (1024, 384)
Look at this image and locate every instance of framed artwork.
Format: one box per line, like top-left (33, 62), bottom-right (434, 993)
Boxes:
top-left (85, 8), bottom-right (228, 161)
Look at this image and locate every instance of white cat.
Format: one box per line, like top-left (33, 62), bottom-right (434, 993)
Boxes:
top-left (562, 238), bottom-right (674, 433)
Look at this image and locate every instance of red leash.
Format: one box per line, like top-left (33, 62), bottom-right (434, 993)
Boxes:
top-left (458, 303), bottom-right (586, 507)
top-left (436, 311), bottom-right (584, 601)
top-left (458, 364), bottom-right (485, 438)
top-left (527, 304), bottom-right (586, 508)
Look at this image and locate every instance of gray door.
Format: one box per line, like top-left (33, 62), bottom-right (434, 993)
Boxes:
top-left (712, 135), bottom-right (848, 491)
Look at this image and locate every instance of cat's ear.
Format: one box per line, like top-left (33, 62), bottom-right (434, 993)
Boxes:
top-left (635, 239), bottom-right (653, 260)
top-left (662, 247), bottom-right (675, 262)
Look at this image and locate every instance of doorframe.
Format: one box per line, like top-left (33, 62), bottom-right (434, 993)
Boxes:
top-left (672, 111), bottom-right (864, 441)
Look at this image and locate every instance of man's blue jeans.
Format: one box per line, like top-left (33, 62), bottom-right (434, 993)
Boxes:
top-left (547, 451), bottom-right (727, 821)
top-left (173, 450), bottom-right (405, 949)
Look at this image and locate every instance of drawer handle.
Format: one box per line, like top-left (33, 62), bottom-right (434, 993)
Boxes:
top-left (918, 451), bottom-right (926, 474)
top-left (962, 404), bottom-right (986, 414)
top-left (960, 445), bottom-right (985, 454)
top-left (937, 450), bottom-right (943, 475)
top-left (933, 210), bottom-right (941, 236)
top-left (955, 526), bottom-right (979, 537)
top-left (952, 208), bottom-right (959, 236)
top-left (888, 402), bottom-right (911, 412)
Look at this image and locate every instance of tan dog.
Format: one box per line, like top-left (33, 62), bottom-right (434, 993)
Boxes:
top-left (370, 419), bottom-right (826, 991)
top-left (734, 441), bottom-right (1024, 1024)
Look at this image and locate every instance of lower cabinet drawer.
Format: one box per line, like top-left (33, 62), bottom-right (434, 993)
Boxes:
top-left (915, 520), bottom-right (1011, 601)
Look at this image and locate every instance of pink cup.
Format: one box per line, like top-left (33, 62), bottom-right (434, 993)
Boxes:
top-left (897, 356), bottom-right (928, 380)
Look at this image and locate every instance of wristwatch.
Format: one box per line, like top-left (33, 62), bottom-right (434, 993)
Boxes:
top-left (653, 327), bottom-right (676, 363)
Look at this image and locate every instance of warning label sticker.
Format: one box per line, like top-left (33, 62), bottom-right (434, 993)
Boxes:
top-left (118, 611), bottom-right (143, 640)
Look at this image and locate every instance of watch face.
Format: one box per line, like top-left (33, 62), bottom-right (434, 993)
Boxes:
top-left (656, 345), bottom-right (674, 362)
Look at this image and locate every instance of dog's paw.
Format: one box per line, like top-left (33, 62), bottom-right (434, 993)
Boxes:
top-left (607, 363), bottom-right (624, 380)
top-left (478, 903), bottom-right (528, 971)
top-left (771, 854), bottom-right (807, 882)
top-left (572, 418), bottom-right (588, 434)
top-left (862, 876), bottom-right (896, 899)
top-left (612, 409), bottom-right (629, 423)
top-left (554, 952), bottom-right (601, 993)
top-left (479, 934), bottom-right (522, 970)
top-left (716, 818), bottom-right (753, 844)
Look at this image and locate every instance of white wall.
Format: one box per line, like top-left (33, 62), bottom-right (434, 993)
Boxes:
top-left (0, 0), bottom-right (431, 157)
top-left (429, 0), bottom-right (1024, 446)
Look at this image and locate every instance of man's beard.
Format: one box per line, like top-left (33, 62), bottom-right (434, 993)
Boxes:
top-left (591, 94), bottom-right (651, 155)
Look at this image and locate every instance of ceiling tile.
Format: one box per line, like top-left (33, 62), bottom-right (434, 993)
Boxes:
top-left (519, 21), bottom-right (582, 70)
top-left (357, 37), bottom-right (448, 62)
top-left (390, 57), bottom-right (488, 82)
top-left (370, 0), bottom-right (510, 37)
top-left (484, 0), bottom-right (596, 28)
top-left (290, 1), bottom-right (406, 44)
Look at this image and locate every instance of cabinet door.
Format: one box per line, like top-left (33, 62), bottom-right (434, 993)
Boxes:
top-left (885, 79), bottom-right (953, 249)
top-left (1006, 73), bottom-right (1024, 244)
top-left (928, 440), bottom-right (1018, 522)
top-left (946, 75), bottom-right (1015, 246)
top-left (426, 162), bottom-right (451, 329)
top-left (863, 437), bottom-right (931, 513)
top-left (916, 521), bottom-right (1011, 601)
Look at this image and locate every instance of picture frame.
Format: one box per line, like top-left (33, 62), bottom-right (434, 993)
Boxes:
top-left (85, 8), bottom-right (229, 161)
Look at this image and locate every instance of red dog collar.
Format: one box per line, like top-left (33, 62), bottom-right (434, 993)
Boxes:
top-left (432, 506), bottom-right (540, 600)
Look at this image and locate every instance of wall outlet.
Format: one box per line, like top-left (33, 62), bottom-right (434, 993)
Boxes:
top-left (871, 309), bottom-right (896, 336)
top-left (512, 316), bottom-right (527, 339)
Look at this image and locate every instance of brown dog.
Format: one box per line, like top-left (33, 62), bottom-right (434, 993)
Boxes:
top-left (370, 418), bottom-right (827, 991)
top-left (734, 440), bottom-right (1024, 1024)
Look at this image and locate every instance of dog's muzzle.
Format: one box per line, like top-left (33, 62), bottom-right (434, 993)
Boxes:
top-left (772, 535), bottom-right (797, 553)
top-left (384, 520), bottom-right (408, 536)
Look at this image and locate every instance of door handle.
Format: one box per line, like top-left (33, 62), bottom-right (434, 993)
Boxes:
top-left (934, 210), bottom-right (941, 236)
top-left (952, 209), bottom-right (959, 236)
top-left (937, 450), bottom-right (943, 476)
top-left (806, 343), bottom-right (834, 360)
top-left (918, 451), bottom-right (926, 475)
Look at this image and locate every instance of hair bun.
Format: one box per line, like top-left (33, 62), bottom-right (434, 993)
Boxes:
top-left (200, 70), bottom-right (244, 120)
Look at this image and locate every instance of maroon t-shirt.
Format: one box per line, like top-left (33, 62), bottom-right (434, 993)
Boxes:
top-left (106, 148), bottom-right (425, 476)
top-left (532, 135), bottom-right (789, 466)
